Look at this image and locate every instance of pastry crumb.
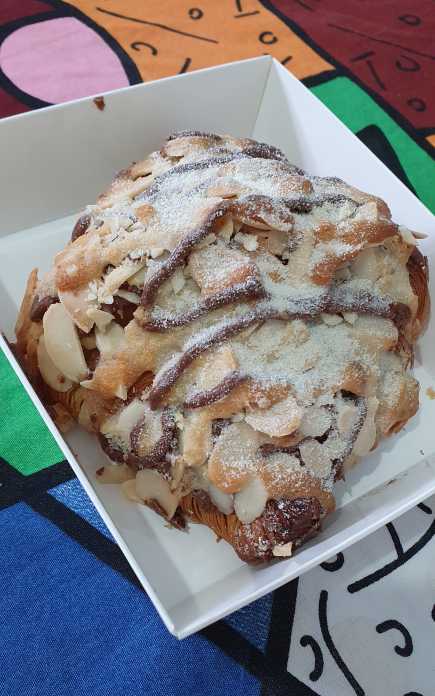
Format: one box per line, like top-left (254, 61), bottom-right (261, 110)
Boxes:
top-left (93, 96), bottom-right (105, 111)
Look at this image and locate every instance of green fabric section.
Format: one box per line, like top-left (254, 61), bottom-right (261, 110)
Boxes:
top-left (0, 349), bottom-right (63, 475)
top-left (311, 77), bottom-right (435, 213)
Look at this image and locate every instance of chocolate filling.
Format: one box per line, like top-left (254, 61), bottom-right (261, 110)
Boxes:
top-left (183, 371), bottom-right (247, 409)
top-left (71, 214), bottom-right (91, 242)
top-left (101, 296), bottom-right (137, 327)
top-left (30, 295), bottom-right (59, 322)
top-left (140, 277), bottom-right (266, 331)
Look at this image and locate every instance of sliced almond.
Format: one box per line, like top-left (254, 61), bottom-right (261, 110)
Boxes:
top-left (245, 395), bottom-right (302, 438)
top-left (95, 322), bottom-right (124, 357)
top-left (321, 313), bottom-right (343, 326)
top-left (135, 469), bottom-right (179, 518)
top-left (37, 335), bottom-right (73, 392)
top-left (58, 288), bottom-right (95, 333)
top-left (299, 439), bottom-right (332, 478)
top-left (170, 268), bottom-right (186, 294)
top-left (234, 476), bottom-right (268, 523)
top-left (43, 303), bottom-right (88, 382)
top-left (128, 266), bottom-right (146, 287)
top-left (96, 463), bottom-right (134, 484)
top-left (207, 422), bottom-right (260, 493)
top-left (208, 483), bottom-right (234, 515)
top-left (100, 399), bottom-right (144, 449)
top-left (86, 307), bottom-right (114, 332)
top-left (99, 262), bottom-right (146, 301)
top-left (272, 542), bottom-right (293, 558)
top-left (181, 411), bottom-right (212, 467)
top-left (234, 231), bottom-right (258, 251)
top-left (116, 289), bottom-right (140, 304)
top-left (342, 312), bottom-right (358, 325)
top-left (299, 406), bottom-right (332, 438)
top-left (188, 241), bottom-right (259, 296)
top-left (121, 478), bottom-right (143, 503)
top-left (337, 401), bottom-right (359, 437)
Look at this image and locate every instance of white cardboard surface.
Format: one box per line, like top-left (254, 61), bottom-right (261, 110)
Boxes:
top-left (1, 57), bottom-right (434, 638)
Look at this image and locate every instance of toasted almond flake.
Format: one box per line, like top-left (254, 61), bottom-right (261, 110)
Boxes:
top-left (353, 397), bottom-right (379, 456)
top-left (43, 303), bottom-right (88, 382)
top-left (95, 322), bottom-right (124, 357)
top-left (234, 477), bottom-right (268, 523)
top-left (321, 313), bottom-right (343, 326)
top-left (97, 463), bottom-right (134, 484)
top-left (86, 307), bottom-right (113, 332)
top-left (37, 335), bottom-right (73, 392)
top-left (100, 399), bottom-right (144, 448)
top-left (121, 478), bottom-right (142, 502)
top-left (343, 312), bottom-right (358, 324)
top-left (272, 542), bottom-right (293, 558)
top-left (245, 395), bottom-right (302, 438)
top-left (116, 289), bottom-right (140, 304)
top-left (234, 231), bottom-right (258, 251)
top-left (171, 268), bottom-right (186, 294)
top-left (208, 483), bottom-right (234, 515)
top-left (398, 225), bottom-right (417, 245)
top-left (299, 439), bottom-right (332, 478)
top-left (135, 469), bottom-right (179, 518)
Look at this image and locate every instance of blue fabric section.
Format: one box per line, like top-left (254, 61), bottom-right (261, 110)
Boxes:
top-left (225, 593), bottom-right (273, 652)
top-left (49, 478), bottom-right (113, 540)
top-left (0, 503), bottom-right (260, 696)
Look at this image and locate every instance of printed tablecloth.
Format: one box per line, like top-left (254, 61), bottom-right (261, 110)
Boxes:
top-left (1, 2), bottom-right (434, 695)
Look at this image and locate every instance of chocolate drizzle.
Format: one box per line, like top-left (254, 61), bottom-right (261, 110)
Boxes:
top-left (184, 371), bottom-right (247, 409)
top-left (140, 202), bottom-right (231, 307)
top-left (148, 310), bottom-right (265, 409)
top-left (258, 395), bottom-right (368, 479)
top-left (147, 289), bottom-right (408, 408)
top-left (140, 276), bottom-right (266, 331)
top-left (167, 130), bottom-right (223, 142)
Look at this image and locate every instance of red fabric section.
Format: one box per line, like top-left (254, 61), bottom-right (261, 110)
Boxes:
top-left (269, 0), bottom-right (435, 130)
top-left (0, 0), bottom-right (52, 25)
top-left (0, 86), bottom-right (30, 118)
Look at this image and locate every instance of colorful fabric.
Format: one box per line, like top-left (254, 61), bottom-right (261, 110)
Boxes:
top-left (1, 2), bottom-right (434, 694)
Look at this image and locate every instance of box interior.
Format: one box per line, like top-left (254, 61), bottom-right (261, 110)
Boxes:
top-left (1, 57), bottom-right (434, 638)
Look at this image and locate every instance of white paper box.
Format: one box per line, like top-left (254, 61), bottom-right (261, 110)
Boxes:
top-left (1, 56), bottom-right (434, 639)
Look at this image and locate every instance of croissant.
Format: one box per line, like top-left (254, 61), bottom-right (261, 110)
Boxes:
top-left (14, 131), bottom-right (429, 563)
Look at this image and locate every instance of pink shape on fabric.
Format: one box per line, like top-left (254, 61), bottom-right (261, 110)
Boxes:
top-left (0, 17), bottom-right (129, 103)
